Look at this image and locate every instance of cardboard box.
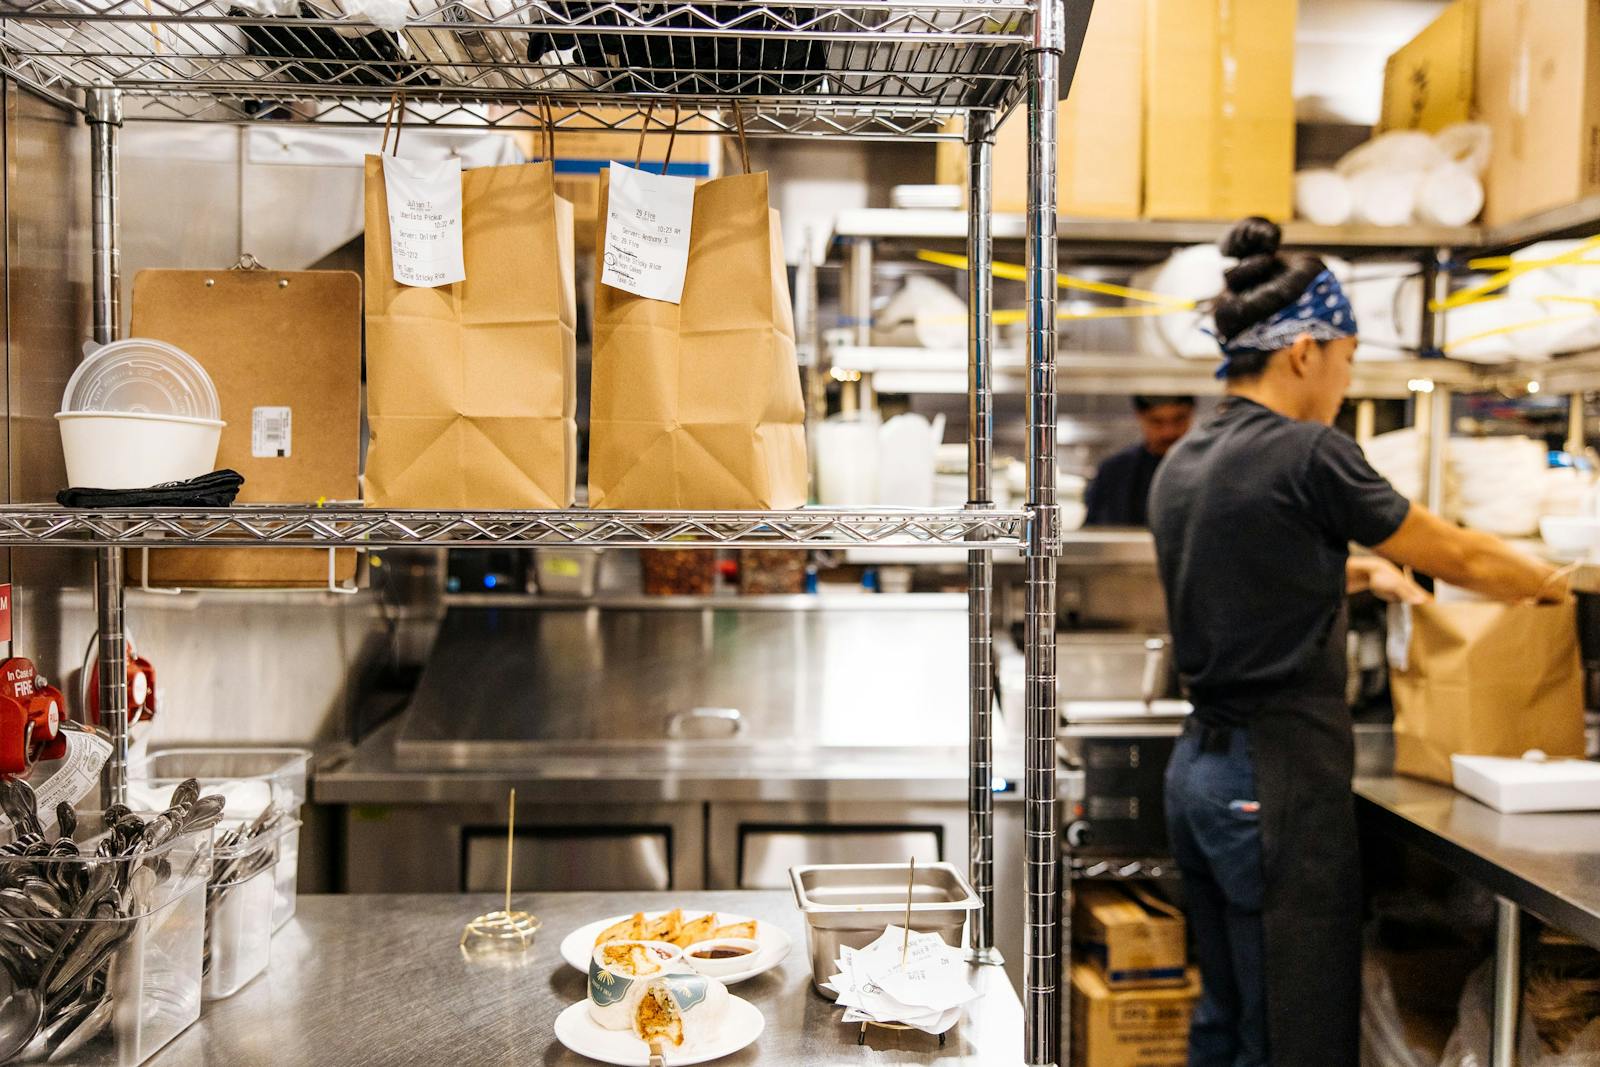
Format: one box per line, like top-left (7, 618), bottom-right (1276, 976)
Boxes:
top-left (935, 0), bottom-right (1143, 218)
top-left (510, 108), bottom-right (718, 247)
top-left (1070, 963), bottom-right (1200, 1067)
top-left (1144, 0), bottom-right (1295, 221)
top-left (1073, 884), bottom-right (1188, 989)
top-left (1477, 0), bottom-right (1600, 226)
top-left (1380, 0), bottom-right (1478, 133)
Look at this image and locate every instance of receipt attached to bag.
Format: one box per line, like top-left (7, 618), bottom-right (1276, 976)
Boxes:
top-left (382, 155), bottom-right (465, 288)
top-left (601, 161), bottom-right (695, 304)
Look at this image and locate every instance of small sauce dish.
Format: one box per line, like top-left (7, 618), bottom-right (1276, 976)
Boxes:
top-left (681, 937), bottom-right (762, 978)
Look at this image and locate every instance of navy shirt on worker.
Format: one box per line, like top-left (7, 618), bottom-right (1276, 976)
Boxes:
top-left (1148, 396), bottom-right (1411, 703)
top-left (1084, 443), bottom-right (1163, 526)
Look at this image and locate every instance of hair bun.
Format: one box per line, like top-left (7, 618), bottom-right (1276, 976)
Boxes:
top-left (1223, 254), bottom-right (1285, 293)
top-left (1220, 216), bottom-right (1282, 260)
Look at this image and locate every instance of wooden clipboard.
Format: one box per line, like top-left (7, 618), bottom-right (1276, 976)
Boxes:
top-left (130, 263), bottom-right (362, 589)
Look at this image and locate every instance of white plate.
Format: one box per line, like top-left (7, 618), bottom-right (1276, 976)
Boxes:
top-left (553, 996), bottom-right (765, 1065)
top-left (560, 912), bottom-right (790, 985)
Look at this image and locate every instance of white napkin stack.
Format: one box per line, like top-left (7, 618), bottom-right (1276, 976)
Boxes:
top-left (823, 926), bottom-right (978, 1036)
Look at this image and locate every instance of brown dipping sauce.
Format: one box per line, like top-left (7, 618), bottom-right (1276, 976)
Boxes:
top-left (692, 945), bottom-right (754, 960)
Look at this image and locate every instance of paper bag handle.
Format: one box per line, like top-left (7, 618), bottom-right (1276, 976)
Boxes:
top-left (536, 98), bottom-right (555, 164)
top-left (381, 91), bottom-right (407, 155)
top-left (634, 101), bottom-right (681, 174)
top-left (732, 102), bottom-right (750, 175)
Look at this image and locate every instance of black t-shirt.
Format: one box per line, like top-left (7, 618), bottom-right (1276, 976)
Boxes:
top-left (1085, 444), bottom-right (1162, 527)
top-left (1148, 397), bottom-right (1411, 700)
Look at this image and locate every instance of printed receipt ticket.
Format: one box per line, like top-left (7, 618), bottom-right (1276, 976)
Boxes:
top-left (601, 161), bottom-right (696, 304)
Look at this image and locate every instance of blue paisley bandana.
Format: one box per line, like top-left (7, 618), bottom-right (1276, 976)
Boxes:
top-left (1215, 269), bottom-right (1358, 378)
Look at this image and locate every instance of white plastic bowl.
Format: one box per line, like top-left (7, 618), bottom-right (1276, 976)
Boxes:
top-left (57, 410), bottom-right (224, 489)
top-left (1540, 515), bottom-right (1600, 558)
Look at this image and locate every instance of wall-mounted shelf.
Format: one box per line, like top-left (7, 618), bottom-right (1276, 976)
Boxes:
top-left (831, 345), bottom-right (1483, 399)
top-left (827, 209), bottom-right (1483, 257)
top-left (0, 505), bottom-right (1029, 550)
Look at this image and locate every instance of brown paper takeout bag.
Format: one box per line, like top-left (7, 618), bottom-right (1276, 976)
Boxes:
top-left (1391, 599), bottom-right (1585, 784)
top-left (130, 266), bottom-right (360, 588)
top-left (364, 156), bottom-right (577, 508)
top-left (588, 168), bottom-right (808, 509)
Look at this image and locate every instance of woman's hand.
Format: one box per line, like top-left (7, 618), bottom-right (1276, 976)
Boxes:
top-left (1348, 555), bottom-right (1431, 605)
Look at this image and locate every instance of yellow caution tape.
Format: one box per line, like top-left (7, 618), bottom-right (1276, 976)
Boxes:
top-left (1441, 307), bottom-right (1597, 353)
top-left (916, 250), bottom-right (1196, 310)
top-left (1433, 234), bottom-right (1600, 312)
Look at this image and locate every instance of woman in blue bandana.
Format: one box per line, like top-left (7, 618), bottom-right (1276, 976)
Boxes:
top-left (1148, 217), bottom-right (1568, 1067)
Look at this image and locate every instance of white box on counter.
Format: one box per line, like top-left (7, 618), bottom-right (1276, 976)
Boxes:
top-left (1451, 754), bottom-right (1600, 813)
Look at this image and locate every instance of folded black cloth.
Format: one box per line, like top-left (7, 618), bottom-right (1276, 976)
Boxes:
top-left (57, 470), bottom-right (245, 509)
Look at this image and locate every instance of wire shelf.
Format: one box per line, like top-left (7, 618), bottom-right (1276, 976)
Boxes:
top-left (0, 505), bottom-right (1029, 549)
top-left (0, 0), bottom-right (1034, 135)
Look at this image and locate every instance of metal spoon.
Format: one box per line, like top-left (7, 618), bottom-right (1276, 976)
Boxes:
top-left (0, 959), bottom-right (44, 1062)
top-left (45, 995), bottom-right (111, 1063)
top-left (16, 991), bottom-right (92, 1062)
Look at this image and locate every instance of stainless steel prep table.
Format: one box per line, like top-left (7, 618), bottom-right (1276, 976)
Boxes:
top-left (149, 892), bottom-right (1022, 1066)
top-left (1355, 775), bottom-right (1600, 1067)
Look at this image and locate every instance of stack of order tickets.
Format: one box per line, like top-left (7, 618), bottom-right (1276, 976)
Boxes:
top-left (824, 926), bottom-right (978, 1035)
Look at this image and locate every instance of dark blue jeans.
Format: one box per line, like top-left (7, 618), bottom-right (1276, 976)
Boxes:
top-left (1165, 723), bottom-right (1268, 1067)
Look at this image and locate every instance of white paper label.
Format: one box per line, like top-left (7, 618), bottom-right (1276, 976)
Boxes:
top-left (0, 731), bottom-right (111, 837)
top-left (382, 154), bottom-right (465, 288)
top-left (600, 161), bottom-right (695, 304)
top-left (252, 405), bottom-right (292, 458)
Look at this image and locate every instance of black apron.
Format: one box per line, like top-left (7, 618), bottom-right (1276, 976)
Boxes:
top-left (1194, 606), bottom-right (1361, 1067)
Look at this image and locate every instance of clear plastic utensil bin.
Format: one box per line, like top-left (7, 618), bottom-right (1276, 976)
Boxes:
top-left (0, 814), bottom-right (212, 1066)
top-left (128, 747), bottom-right (310, 931)
top-left (204, 820), bottom-right (295, 1000)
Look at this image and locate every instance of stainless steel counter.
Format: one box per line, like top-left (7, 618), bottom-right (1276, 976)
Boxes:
top-left (317, 718), bottom-right (1024, 805)
top-left (1354, 775), bottom-right (1600, 948)
top-left (151, 892), bottom-right (1021, 1066)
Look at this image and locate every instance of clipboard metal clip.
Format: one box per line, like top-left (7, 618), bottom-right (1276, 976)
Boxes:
top-left (230, 253), bottom-right (268, 272)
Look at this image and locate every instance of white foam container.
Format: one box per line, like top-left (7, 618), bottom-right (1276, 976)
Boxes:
top-left (1452, 754), bottom-right (1600, 813)
top-left (57, 410), bottom-right (224, 489)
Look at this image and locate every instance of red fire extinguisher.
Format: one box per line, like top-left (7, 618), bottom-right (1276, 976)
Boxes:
top-left (0, 657), bottom-right (67, 776)
top-left (83, 638), bottom-right (156, 732)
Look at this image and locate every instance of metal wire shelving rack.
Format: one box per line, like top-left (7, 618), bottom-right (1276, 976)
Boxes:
top-left (0, 1), bottom-right (1089, 1060)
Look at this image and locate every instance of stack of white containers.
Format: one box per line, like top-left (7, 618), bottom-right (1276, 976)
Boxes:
top-left (128, 748), bottom-right (311, 1000)
top-left (1445, 436), bottom-right (1549, 537)
top-left (55, 338), bottom-right (224, 489)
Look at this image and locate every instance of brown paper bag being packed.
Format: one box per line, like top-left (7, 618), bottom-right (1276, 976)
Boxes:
top-left (364, 155), bottom-right (577, 508)
top-left (588, 161), bottom-right (807, 509)
top-left (1390, 599), bottom-right (1585, 784)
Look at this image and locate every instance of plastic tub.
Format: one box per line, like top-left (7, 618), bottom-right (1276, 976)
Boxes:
top-left (533, 548), bottom-right (602, 597)
top-left (56, 411), bottom-right (224, 490)
top-left (62, 338), bottom-right (221, 420)
top-left (0, 813), bottom-right (211, 1065)
top-left (130, 748), bottom-right (309, 822)
top-left (272, 822), bottom-right (301, 931)
top-left (204, 821), bottom-right (295, 1000)
top-left (129, 748), bottom-right (310, 933)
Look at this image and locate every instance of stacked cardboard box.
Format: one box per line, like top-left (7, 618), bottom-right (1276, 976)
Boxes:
top-left (1071, 964), bottom-right (1201, 1067)
top-left (1379, 0), bottom-right (1479, 134)
top-left (1477, 0), bottom-right (1600, 226)
top-left (1143, 0), bottom-right (1296, 221)
top-left (936, 0), bottom-right (1295, 222)
top-left (934, 0), bottom-right (1143, 217)
top-left (1070, 885), bottom-right (1199, 1067)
